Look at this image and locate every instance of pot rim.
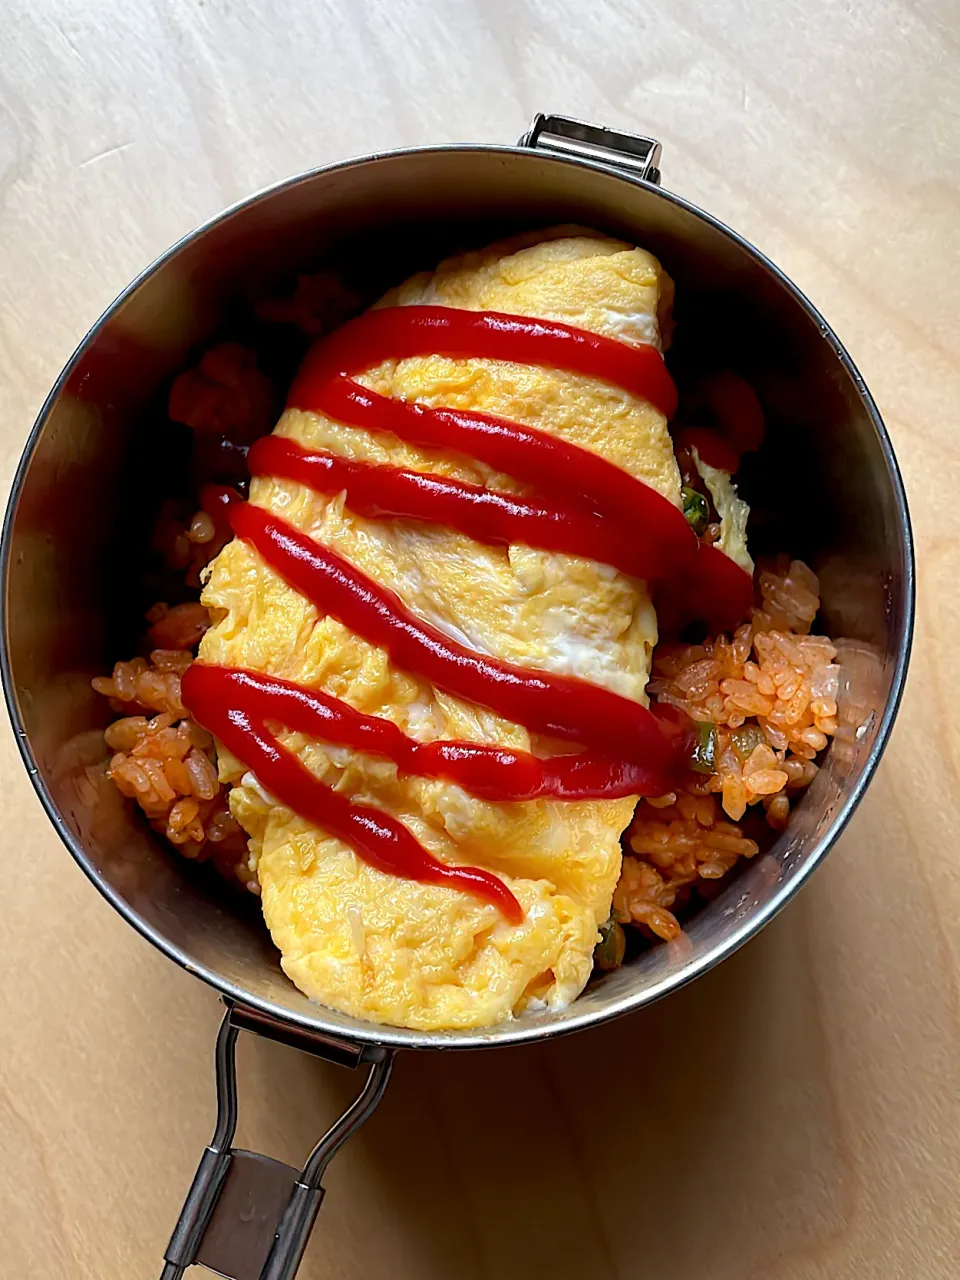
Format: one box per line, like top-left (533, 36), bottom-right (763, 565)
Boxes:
top-left (0, 139), bottom-right (916, 1052)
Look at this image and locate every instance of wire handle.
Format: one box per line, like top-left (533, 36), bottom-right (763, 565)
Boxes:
top-left (160, 1001), bottom-right (393, 1280)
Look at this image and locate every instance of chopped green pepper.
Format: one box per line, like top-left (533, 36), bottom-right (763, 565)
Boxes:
top-left (690, 720), bottom-right (717, 774)
top-left (730, 724), bottom-right (764, 763)
top-left (682, 486), bottom-right (710, 536)
top-left (594, 918), bottom-right (626, 971)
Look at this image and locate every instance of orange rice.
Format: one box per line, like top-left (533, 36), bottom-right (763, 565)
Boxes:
top-left (93, 628), bottom-right (255, 890)
top-left (616, 556), bottom-right (839, 942)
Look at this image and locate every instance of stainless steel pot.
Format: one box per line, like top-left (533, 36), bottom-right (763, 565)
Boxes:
top-left (1, 114), bottom-right (914, 1279)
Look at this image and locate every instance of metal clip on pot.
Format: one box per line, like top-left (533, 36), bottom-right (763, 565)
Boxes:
top-left (160, 1002), bottom-right (393, 1280)
top-left (518, 112), bottom-right (663, 184)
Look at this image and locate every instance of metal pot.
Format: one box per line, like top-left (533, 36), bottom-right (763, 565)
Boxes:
top-left (1, 114), bottom-right (914, 1279)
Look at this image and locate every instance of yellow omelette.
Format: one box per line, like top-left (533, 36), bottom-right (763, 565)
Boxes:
top-left (199, 228), bottom-right (687, 1031)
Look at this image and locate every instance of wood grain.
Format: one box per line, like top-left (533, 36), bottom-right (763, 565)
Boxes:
top-left (1, 1), bottom-right (958, 1276)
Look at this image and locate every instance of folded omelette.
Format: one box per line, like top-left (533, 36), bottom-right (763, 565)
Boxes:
top-left (198, 228), bottom-right (684, 1031)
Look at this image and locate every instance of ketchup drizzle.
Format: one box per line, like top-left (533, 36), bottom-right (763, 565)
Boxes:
top-left (181, 664), bottom-right (524, 924)
top-left (184, 666), bottom-right (681, 802)
top-left (291, 306), bottom-right (679, 418)
top-left (249, 435), bottom-right (677, 583)
top-left (228, 500), bottom-right (693, 766)
top-left (673, 427), bottom-right (741, 477)
top-left (182, 306), bottom-right (754, 920)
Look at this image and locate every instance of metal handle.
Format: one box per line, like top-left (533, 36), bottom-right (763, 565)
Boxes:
top-left (519, 112), bottom-right (663, 185)
top-left (160, 1001), bottom-right (394, 1280)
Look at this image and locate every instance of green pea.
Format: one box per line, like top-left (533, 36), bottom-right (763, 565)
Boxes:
top-left (690, 720), bottom-right (717, 774)
top-left (682, 486), bottom-right (710, 536)
top-left (731, 724), bottom-right (764, 763)
top-left (594, 919), bottom-right (626, 971)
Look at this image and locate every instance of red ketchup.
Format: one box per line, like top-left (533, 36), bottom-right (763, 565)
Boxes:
top-left (673, 427), bottom-right (741, 477)
top-left (180, 664), bottom-right (525, 924)
top-left (227, 501), bottom-right (694, 766)
top-left (182, 306), bottom-right (754, 920)
top-left (293, 306), bottom-right (679, 418)
top-left (248, 435), bottom-right (684, 584)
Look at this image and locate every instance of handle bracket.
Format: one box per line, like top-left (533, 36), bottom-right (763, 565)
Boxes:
top-left (519, 112), bottom-right (663, 185)
top-left (160, 1001), bottom-right (393, 1280)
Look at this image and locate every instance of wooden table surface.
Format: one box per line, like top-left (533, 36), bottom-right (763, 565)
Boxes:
top-left (1, 2), bottom-right (957, 1276)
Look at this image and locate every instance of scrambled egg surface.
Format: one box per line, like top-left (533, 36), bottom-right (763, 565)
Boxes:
top-left (199, 229), bottom-right (683, 1030)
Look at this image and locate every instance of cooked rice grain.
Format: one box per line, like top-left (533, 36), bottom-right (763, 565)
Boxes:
top-left (93, 614), bottom-right (257, 892)
top-left (153, 500), bottom-right (236, 588)
top-left (93, 650), bottom-right (191, 717)
top-left (619, 556), bottom-right (839, 941)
